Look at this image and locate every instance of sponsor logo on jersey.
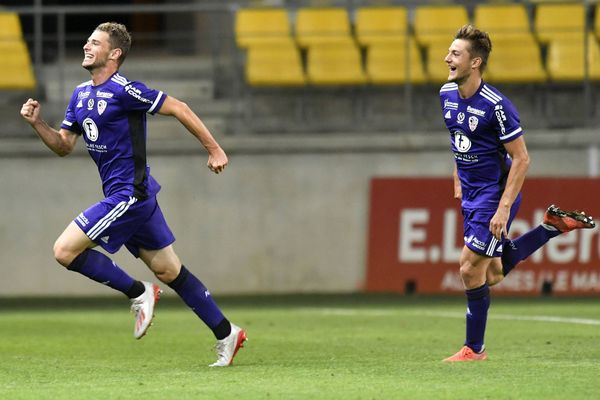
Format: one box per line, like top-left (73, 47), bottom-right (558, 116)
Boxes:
top-left (465, 235), bottom-right (486, 251)
top-left (87, 98), bottom-right (95, 110)
top-left (77, 99), bottom-right (83, 108)
top-left (494, 104), bottom-right (507, 134)
top-left (125, 84), bottom-right (153, 104)
top-left (96, 90), bottom-right (114, 99)
top-left (453, 130), bottom-right (471, 152)
top-left (457, 112), bottom-right (465, 124)
top-left (444, 110), bottom-right (452, 119)
top-left (444, 99), bottom-right (458, 110)
top-left (97, 99), bottom-right (107, 115)
top-left (82, 117), bottom-right (99, 142)
top-left (100, 236), bottom-right (110, 244)
top-left (466, 106), bottom-right (486, 116)
top-left (76, 213), bottom-right (89, 226)
top-left (77, 91), bottom-right (90, 100)
top-left (468, 116), bottom-right (479, 132)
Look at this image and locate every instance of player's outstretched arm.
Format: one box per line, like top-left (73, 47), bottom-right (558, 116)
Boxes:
top-left (157, 95), bottom-right (228, 174)
top-left (20, 98), bottom-right (78, 157)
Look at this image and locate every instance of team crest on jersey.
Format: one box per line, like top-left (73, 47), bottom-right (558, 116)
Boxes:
top-left (97, 100), bottom-right (107, 115)
top-left (87, 99), bottom-right (94, 110)
top-left (457, 112), bottom-right (465, 124)
top-left (468, 116), bottom-right (479, 132)
top-left (453, 130), bottom-right (471, 152)
top-left (82, 117), bottom-right (99, 142)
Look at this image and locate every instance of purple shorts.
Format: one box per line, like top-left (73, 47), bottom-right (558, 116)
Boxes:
top-left (462, 194), bottom-right (521, 257)
top-left (73, 193), bottom-right (175, 257)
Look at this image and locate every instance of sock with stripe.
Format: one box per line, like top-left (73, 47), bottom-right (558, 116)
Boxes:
top-left (501, 225), bottom-right (561, 276)
top-left (67, 249), bottom-right (143, 298)
top-left (465, 283), bottom-right (490, 353)
top-left (168, 265), bottom-right (229, 339)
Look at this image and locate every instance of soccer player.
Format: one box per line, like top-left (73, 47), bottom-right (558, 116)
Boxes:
top-left (20, 22), bottom-right (246, 367)
top-left (439, 25), bottom-right (595, 362)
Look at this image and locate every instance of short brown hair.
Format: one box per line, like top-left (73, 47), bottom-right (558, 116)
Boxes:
top-left (454, 24), bottom-right (492, 73)
top-left (95, 22), bottom-right (131, 66)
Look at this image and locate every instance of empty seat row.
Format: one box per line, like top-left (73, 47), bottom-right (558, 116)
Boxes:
top-left (236, 4), bottom-right (600, 86)
top-left (0, 12), bottom-right (36, 90)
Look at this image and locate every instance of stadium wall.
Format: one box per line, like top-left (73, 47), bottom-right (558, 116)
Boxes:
top-left (0, 131), bottom-right (597, 296)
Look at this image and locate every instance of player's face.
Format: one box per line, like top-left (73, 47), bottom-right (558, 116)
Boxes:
top-left (82, 30), bottom-right (114, 71)
top-left (444, 39), bottom-right (474, 85)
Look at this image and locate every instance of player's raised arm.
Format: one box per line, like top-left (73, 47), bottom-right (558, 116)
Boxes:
top-left (157, 95), bottom-right (228, 174)
top-left (20, 98), bottom-right (78, 157)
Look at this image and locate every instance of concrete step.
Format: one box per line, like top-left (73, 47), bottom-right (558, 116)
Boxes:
top-left (147, 115), bottom-right (228, 139)
top-left (42, 76), bottom-right (215, 103)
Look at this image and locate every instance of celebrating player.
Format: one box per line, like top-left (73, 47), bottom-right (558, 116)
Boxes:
top-left (439, 24), bottom-right (595, 362)
top-left (20, 22), bottom-right (246, 367)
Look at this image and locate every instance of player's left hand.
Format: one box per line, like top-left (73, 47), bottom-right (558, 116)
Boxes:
top-left (489, 207), bottom-right (509, 240)
top-left (207, 146), bottom-right (228, 174)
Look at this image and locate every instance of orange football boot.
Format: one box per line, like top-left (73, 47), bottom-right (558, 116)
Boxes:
top-left (443, 346), bottom-right (488, 362)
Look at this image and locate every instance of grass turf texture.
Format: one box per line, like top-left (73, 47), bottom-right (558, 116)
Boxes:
top-left (0, 295), bottom-right (599, 400)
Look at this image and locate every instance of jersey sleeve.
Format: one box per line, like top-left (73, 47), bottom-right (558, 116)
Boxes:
top-left (60, 89), bottom-right (82, 135)
top-left (492, 99), bottom-right (523, 143)
top-left (120, 80), bottom-right (167, 115)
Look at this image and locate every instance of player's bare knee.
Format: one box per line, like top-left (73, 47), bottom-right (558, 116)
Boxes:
top-left (458, 262), bottom-right (479, 286)
top-left (53, 240), bottom-right (75, 268)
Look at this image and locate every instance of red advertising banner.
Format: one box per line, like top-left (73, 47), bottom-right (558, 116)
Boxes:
top-left (366, 178), bottom-right (600, 296)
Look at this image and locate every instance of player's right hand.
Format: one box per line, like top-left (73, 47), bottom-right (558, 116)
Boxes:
top-left (20, 98), bottom-right (40, 125)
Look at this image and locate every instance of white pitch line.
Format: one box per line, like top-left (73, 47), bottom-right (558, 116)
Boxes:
top-left (416, 311), bottom-right (600, 326)
top-left (300, 308), bottom-right (600, 326)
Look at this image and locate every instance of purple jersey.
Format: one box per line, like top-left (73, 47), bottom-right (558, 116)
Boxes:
top-left (440, 81), bottom-right (523, 210)
top-left (60, 72), bottom-right (167, 200)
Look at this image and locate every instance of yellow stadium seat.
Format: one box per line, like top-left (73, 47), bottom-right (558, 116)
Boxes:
top-left (425, 41), bottom-right (453, 84)
top-left (414, 5), bottom-right (469, 47)
top-left (0, 12), bottom-right (23, 41)
top-left (546, 33), bottom-right (600, 81)
top-left (355, 7), bottom-right (408, 46)
top-left (485, 35), bottom-right (547, 83)
top-left (245, 42), bottom-right (305, 86)
top-left (366, 40), bottom-right (426, 85)
top-left (595, 4), bottom-right (600, 41)
top-left (474, 4), bottom-right (531, 38)
top-left (296, 7), bottom-right (352, 48)
top-left (235, 8), bottom-right (292, 48)
top-left (306, 42), bottom-right (366, 85)
top-left (0, 41), bottom-right (36, 90)
top-left (534, 3), bottom-right (585, 44)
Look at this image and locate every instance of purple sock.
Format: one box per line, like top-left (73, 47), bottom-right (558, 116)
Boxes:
top-left (465, 284), bottom-right (490, 353)
top-left (502, 225), bottom-right (561, 276)
top-left (168, 265), bottom-right (225, 330)
top-left (67, 249), bottom-right (136, 295)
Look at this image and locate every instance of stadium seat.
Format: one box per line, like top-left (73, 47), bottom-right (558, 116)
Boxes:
top-left (474, 4), bottom-right (531, 38)
top-left (235, 8), bottom-right (293, 48)
top-left (245, 42), bottom-right (306, 86)
top-left (534, 3), bottom-right (585, 44)
top-left (306, 42), bottom-right (366, 85)
top-left (414, 5), bottom-right (469, 47)
top-left (595, 4), bottom-right (600, 41)
top-left (295, 7), bottom-right (353, 48)
top-left (366, 40), bottom-right (426, 85)
top-left (0, 12), bottom-right (23, 41)
top-left (0, 41), bottom-right (36, 90)
top-left (485, 35), bottom-right (547, 83)
top-left (425, 41), bottom-right (453, 84)
top-left (546, 34), bottom-right (600, 81)
top-left (355, 7), bottom-right (408, 46)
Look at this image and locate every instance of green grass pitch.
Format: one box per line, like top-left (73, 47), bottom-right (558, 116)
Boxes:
top-left (0, 295), bottom-right (599, 399)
